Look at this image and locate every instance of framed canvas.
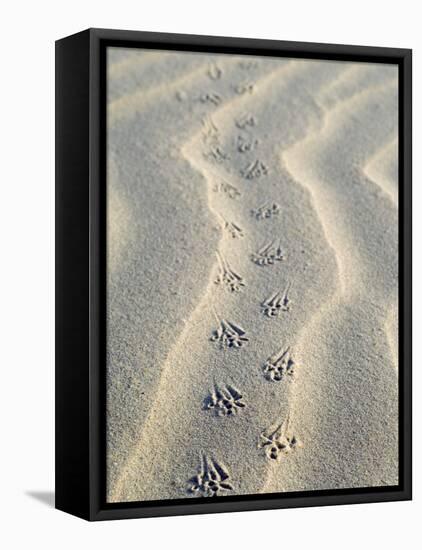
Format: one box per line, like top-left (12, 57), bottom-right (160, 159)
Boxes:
top-left (55, 28), bottom-right (412, 521)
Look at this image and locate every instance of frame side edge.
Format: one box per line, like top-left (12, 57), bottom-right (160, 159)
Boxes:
top-left (55, 29), bottom-right (91, 520)
top-left (400, 48), bottom-right (412, 500)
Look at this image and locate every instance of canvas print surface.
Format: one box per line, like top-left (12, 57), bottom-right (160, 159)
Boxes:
top-left (106, 47), bottom-right (398, 503)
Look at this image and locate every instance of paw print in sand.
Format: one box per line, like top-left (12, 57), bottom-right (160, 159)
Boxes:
top-left (263, 346), bottom-right (296, 381)
top-left (215, 251), bottom-right (245, 292)
top-left (211, 310), bottom-right (249, 349)
top-left (212, 180), bottom-right (241, 199)
top-left (259, 416), bottom-right (302, 461)
top-left (251, 240), bottom-right (284, 266)
top-left (205, 383), bottom-right (246, 416)
top-left (189, 455), bottom-right (234, 497)
top-left (251, 202), bottom-right (280, 220)
top-left (261, 283), bottom-right (291, 317)
top-left (241, 159), bottom-right (268, 180)
top-left (217, 214), bottom-right (244, 239)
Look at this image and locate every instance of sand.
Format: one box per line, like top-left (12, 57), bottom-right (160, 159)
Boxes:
top-left (106, 48), bottom-right (399, 503)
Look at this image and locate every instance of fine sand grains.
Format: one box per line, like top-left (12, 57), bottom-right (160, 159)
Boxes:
top-left (106, 49), bottom-right (399, 502)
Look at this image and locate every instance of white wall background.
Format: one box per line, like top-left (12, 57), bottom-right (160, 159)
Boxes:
top-left (0, 1), bottom-right (419, 548)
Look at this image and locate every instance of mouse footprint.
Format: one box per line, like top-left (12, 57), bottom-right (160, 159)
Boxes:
top-left (263, 346), bottom-right (297, 381)
top-left (241, 159), bottom-right (268, 179)
top-left (251, 239), bottom-right (285, 266)
top-left (258, 415), bottom-right (302, 461)
top-left (188, 455), bottom-right (234, 497)
top-left (204, 383), bottom-right (246, 416)
top-left (251, 202), bottom-right (280, 220)
top-left (261, 283), bottom-right (291, 317)
top-left (214, 251), bottom-right (245, 292)
top-left (210, 310), bottom-right (249, 349)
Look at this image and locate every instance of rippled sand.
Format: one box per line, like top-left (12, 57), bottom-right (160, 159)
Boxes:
top-left (106, 48), bottom-right (398, 503)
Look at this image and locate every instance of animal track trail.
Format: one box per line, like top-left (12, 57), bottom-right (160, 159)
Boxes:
top-left (183, 63), bottom-right (289, 364)
top-left (190, 66), bottom-right (290, 282)
top-left (204, 383), bottom-right (246, 416)
top-left (188, 455), bottom-right (234, 497)
top-left (165, 60), bottom-right (308, 499)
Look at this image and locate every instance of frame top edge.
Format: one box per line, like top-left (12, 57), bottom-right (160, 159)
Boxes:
top-left (57, 27), bottom-right (411, 60)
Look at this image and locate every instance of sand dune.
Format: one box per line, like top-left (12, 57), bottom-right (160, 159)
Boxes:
top-left (106, 50), bottom-right (399, 502)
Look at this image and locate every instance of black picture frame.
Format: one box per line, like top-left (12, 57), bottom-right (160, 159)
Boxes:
top-left (55, 28), bottom-right (412, 521)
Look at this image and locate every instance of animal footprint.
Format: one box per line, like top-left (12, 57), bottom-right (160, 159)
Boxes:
top-left (213, 180), bottom-right (241, 199)
top-left (241, 159), bottom-right (268, 179)
top-left (218, 214), bottom-right (244, 238)
top-left (251, 240), bottom-right (284, 266)
top-left (202, 116), bottom-right (219, 144)
top-left (207, 64), bottom-right (222, 80)
top-left (189, 455), bottom-right (234, 496)
top-left (215, 251), bottom-right (245, 292)
top-left (205, 383), bottom-right (246, 416)
top-left (233, 82), bottom-right (255, 95)
top-left (262, 284), bottom-right (291, 317)
top-left (200, 92), bottom-right (222, 106)
top-left (211, 310), bottom-right (249, 349)
top-left (204, 146), bottom-right (229, 164)
top-left (175, 90), bottom-right (187, 101)
top-left (264, 346), bottom-right (296, 381)
top-left (258, 416), bottom-right (302, 461)
top-left (235, 114), bottom-right (257, 129)
top-left (251, 202), bottom-right (280, 220)
top-left (237, 135), bottom-right (258, 153)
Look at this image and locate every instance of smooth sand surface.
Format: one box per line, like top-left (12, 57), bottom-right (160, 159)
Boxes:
top-left (106, 48), bottom-right (398, 502)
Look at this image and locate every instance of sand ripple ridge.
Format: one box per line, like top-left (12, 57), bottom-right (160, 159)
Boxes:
top-left (269, 73), bottom-right (399, 492)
